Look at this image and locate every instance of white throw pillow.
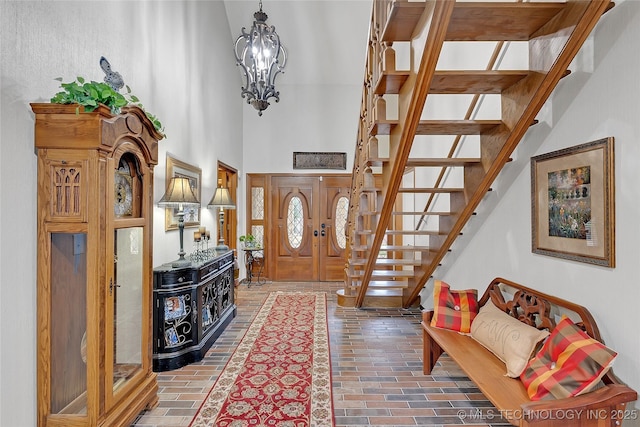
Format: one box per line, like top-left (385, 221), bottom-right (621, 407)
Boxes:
top-left (470, 300), bottom-right (549, 377)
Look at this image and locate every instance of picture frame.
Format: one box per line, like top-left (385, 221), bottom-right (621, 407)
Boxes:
top-left (293, 152), bottom-right (347, 170)
top-left (164, 154), bottom-right (202, 231)
top-left (531, 137), bottom-right (615, 267)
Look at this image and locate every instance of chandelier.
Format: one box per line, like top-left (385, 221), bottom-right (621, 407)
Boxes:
top-left (234, 0), bottom-right (287, 116)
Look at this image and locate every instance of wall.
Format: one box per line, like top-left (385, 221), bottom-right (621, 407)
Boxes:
top-left (431, 0), bottom-right (640, 414)
top-left (0, 1), bottom-right (242, 425)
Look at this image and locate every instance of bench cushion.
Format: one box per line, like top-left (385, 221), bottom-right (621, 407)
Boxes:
top-left (470, 301), bottom-right (549, 377)
top-left (521, 317), bottom-right (617, 400)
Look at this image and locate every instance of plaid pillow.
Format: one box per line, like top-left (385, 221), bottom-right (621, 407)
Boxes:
top-left (520, 317), bottom-right (617, 400)
top-left (430, 280), bottom-right (478, 333)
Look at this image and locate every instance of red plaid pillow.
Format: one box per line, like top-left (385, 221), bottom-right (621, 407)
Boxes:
top-left (520, 317), bottom-right (617, 400)
top-left (430, 280), bottom-right (478, 333)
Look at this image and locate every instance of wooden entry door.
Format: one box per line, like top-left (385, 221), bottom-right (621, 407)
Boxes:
top-left (270, 175), bottom-right (350, 281)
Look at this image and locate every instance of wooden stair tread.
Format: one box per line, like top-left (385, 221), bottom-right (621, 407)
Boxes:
top-left (375, 71), bottom-right (410, 95)
top-left (446, 2), bottom-right (565, 41)
top-left (371, 119), bottom-right (503, 136)
top-left (369, 157), bottom-right (481, 167)
top-left (430, 70), bottom-right (529, 94)
top-left (415, 120), bottom-right (503, 135)
top-left (386, 230), bottom-right (442, 235)
top-left (380, 1), bottom-right (427, 42)
top-left (380, 245), bottom-right (430, 251)
top-left (347, 280), bottom-right (409, 289)
top-left (430, 70), bottom-right (572, 94)
top-left (398, 187), bottom-right (464, 193)
top-left (406, 157), bottom-right (481, 167)
top-left (393, 211), bottom-right (452, 216)
top-left (369, 120), bottom-right (397, 135)
top-left (348, 269), bottom-right (414, 278)
top-left (351, 258), bottom-right (420, 267)
top-left (363, 288), bottom-right (404, 297)
top-left (376, 69), bottom-right (532, 96)
top-left (368, 281), bottom-right (409, 289)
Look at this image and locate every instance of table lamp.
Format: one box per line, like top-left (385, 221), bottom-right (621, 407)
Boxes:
top-left (208, 186), bottom-right (236, 250)
top-left (158, 176), bottom-right (200, 267)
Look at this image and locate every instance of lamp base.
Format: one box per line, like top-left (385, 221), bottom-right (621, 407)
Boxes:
top-left (215, 244), bottom-right (230, 251)
top-left (171, 256), bottom-right (192, 268)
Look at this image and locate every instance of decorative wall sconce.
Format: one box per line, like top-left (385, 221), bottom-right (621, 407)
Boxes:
top-left (234, 0), bottom-right (287, 116)
top-left (158, 177), bottom-right (200, 267)
top-left (208, 186), bottom-right (236, 250)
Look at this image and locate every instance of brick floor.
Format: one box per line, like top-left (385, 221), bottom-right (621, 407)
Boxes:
top-left (132, 281), bottom-right (510, 427)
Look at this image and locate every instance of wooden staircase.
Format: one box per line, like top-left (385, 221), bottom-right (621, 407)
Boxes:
top-left (338, 0), bottom-right (614, 308)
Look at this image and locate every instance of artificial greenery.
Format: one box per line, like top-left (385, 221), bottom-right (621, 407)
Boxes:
top-left (239, 234), bottom-right (257, 247)
top-left (50, 76), bottom-right (164, 134)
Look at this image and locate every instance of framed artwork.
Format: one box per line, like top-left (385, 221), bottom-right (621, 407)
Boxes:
top-left (293, 152), bottom-right (347, 170)
top-left (531, 137), bottom-right (614, 267)
top-left (165, 154), bottom-right (202, 231)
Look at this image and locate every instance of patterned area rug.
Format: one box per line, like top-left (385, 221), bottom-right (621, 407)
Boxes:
top-left (190, 292), bottom-right (334, 427)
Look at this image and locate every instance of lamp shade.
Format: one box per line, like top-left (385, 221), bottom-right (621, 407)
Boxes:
top-left (158, 177), bottom-right (200, 207)
top-left (208, 187), bottom-right (236, 209)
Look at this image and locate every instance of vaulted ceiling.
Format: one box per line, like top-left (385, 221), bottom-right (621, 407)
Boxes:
top-left (222, 0), bottom-right (373, 86)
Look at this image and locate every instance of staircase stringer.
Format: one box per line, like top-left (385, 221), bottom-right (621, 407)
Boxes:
top-left (402, 0), bottom-right (614, 308)
top-left (355, 1), bottom-right (457, 308)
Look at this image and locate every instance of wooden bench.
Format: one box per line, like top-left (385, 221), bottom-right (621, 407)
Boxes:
top-left (422, 277), bottom-right (637, 427)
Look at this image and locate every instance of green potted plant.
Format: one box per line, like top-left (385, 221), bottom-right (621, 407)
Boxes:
top-left (50, 76), bottom-right (164, 134)
top-left (239, 234), bottom-right (257, 248)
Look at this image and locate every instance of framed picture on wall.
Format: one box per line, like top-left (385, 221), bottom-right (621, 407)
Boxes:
top-left (531, 137), bottom-right (615, 267)
top-left (164, 154), bottom-right (202, 231)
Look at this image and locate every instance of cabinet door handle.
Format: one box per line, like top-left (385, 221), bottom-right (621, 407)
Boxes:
top-left (314, 230), bottom-right (318, 237)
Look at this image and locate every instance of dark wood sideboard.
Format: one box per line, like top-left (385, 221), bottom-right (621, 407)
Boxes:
top-left (152, 250), bottom-right (236, 371)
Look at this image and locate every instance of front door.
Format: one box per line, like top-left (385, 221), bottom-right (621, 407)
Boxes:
top-left (268, 175), bottom-right (350, 281)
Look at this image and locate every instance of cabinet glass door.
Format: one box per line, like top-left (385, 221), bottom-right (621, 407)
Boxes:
top-left (112, 227), bottom-right (143, 392)
top-left (50, 233), bottom-right (88, 414)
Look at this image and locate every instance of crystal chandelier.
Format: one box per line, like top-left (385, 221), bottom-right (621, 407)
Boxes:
top-left (234, 0), bottom-right (287, 116)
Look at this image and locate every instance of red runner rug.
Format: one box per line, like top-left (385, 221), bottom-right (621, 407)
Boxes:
top-left (190, 291), bottom-right (334, 427)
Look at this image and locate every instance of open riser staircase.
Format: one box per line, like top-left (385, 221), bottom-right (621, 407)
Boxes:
top-left (339, 0), bottom-right (614, 308)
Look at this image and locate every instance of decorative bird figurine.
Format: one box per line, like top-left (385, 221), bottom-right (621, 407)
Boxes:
top-left (100, 56), bottom-right (124, 92)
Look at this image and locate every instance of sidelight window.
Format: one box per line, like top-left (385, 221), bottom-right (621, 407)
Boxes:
top-left (335, 196), bottom-right (348, 249)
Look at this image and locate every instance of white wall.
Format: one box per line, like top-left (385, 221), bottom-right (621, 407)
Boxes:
top-left (4, 0), bottom-right (638, 424)
top-left (241, 83), bottom-right (362, 174)
top-left (430, 0), bottom-right (640, 414)
top-left (0, 1), bottom-right (242, 425)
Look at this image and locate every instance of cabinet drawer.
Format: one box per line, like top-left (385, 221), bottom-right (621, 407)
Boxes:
top-left (155, 270), bottom-right (194, 288)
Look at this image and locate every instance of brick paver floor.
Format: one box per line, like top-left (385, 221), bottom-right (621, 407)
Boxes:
top-left (132, 281), bottom-right (509, 427)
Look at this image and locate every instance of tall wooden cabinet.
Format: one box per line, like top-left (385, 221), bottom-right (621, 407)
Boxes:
top-left (32, 104), bottom-right (163, 427)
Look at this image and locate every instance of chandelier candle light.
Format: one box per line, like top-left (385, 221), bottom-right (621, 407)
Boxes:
top-left (234, 0), bottom-right (287, 116)
top-left (158, 177), bottom-right (200, 267)
top-left (208, 186), bottom-right (236, 251)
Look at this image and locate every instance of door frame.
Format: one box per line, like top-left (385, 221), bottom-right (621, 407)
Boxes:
top-left (217, 162), bottom-right (238, 252)
top-left (246, 173), bottom-right (351, 281)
